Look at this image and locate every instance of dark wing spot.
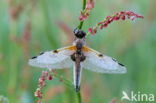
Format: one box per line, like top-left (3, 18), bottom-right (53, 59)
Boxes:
top-left (112, 58), bottom-right (117, 62)
top-left (31, 56), bottom-right (37, 59)
top-left (39, 52), bottom-right (44, 55)
top-left (53, 50), bottom-right (58, 53)
top-left (112, 58), bottom-right (125, 66)
top-left (98, 54), bottom-right (103, 57)
top-left (118, 62), bottom-right (125, 66)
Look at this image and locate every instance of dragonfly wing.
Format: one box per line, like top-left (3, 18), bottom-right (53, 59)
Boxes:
top-left (29, 46), bottom-right (76, 69)
top-left (82, 46), bottom-right (127, 74)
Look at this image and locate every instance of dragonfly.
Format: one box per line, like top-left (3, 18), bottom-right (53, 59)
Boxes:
top-left (29, 29), bottom-right (127, 92)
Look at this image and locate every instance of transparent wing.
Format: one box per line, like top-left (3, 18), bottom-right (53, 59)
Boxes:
top-left (28, 46), bottom-right (76, 69)
top-left (82, 46), bottom-right (127, 74)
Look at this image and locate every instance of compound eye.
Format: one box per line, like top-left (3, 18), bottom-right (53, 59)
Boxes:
top-left (79, 31), bottom-right (86, 38)
top-left (73, 28), bottom-right (86, 38)
top-left (73, 28), bottom-right (79, 34)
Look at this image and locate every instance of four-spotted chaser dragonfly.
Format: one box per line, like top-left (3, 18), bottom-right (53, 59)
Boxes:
top-left (29, 29), bottom-right (127, 92)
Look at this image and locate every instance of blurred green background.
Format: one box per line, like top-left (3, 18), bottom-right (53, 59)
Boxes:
top-left (0, 0), bottom-right (156, 103)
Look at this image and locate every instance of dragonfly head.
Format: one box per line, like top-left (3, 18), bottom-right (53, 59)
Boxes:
top-left (74, 28), bottom-right (86, 39)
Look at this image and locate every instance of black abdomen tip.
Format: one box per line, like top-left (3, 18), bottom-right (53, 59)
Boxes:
top-left (76, 86), bottom-right (80, 92)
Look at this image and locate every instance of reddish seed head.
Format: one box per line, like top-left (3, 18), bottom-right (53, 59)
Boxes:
top-left (88, 28), bottom-right (93, 33)
top-left (107, 19), bottom-right (111, 24)
top-left (98, 22), bottom-right (103, 25)
top-left (48, 75), bottom-right (53, 80)
top-left (39, 80), bottom-right (45, 87)
top-left (109, 18), bottom-right (113, 22)
top-left (79, 0), bottom-right (95, 21)
top-left (86, 0), bottom-right (94, 10)
top-left (35, 70), bottom-right (54, 102)
top-left (102, 23), bottom-right (108, 28)
top-left (88, 11), bottom-right (144, 35)
top-left (34, 88), bottom-right (42, 99)
top-left (121, 15), bottom-right (126, 20)
top-left (113, 16), bottom-right (120, 20)
top-left (39, 77), bottom-right (45, 81)
top-left (79, 12), bottom-right (88, 21)
top-left (120, 11), bottom-right (124, 14)
top-left (106, 16), bottom-right (110, 19)
top-left (42, 71), bottom-right (48, 77)
top-left (88, 28), bottom-right (97, 35)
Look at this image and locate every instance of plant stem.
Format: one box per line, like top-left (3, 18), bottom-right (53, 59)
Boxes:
top-left (50, 71), bottom-right (82, 103)
top-left (76, 0), bottom-right (87, 102)
top-left (78, 0), bottom-right (86, 29)
top-left (77, 91), bottom-right (82, 103)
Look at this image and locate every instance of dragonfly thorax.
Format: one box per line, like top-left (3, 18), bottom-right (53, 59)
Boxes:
top-left (71, 40), bottom-right (86, 62)
top-left (71, 53), bottom-right (86, 62)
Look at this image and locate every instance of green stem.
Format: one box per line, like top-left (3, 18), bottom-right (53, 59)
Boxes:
top-left (50, 71), bottom-right (82, 103)
top-left (77, 91), bottom-right (82, 103)
top-left (76, 0), bottom-right (87, 102)
top-left (77, 0), bottom-right (87, 29)
top-left (54, 73), bottom-right (73, 88)
top-left (82, 0), bottom-right (87, 10)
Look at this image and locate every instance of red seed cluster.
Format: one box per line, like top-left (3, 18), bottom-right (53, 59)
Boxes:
top-left (79, 12), bottom-right (89, 21)
top-left (88, 27), bottom-right (97, 35)
top-left (34, 71), bottom-right (53, 103)
top-left (34, 88), bottom-right (43, 99)
top-left (86, 0), bottom-right (94, 10)
top-left (88, 11), bottom-right (144, 35)
top-left (79, 0), bottom-right (95, 21)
